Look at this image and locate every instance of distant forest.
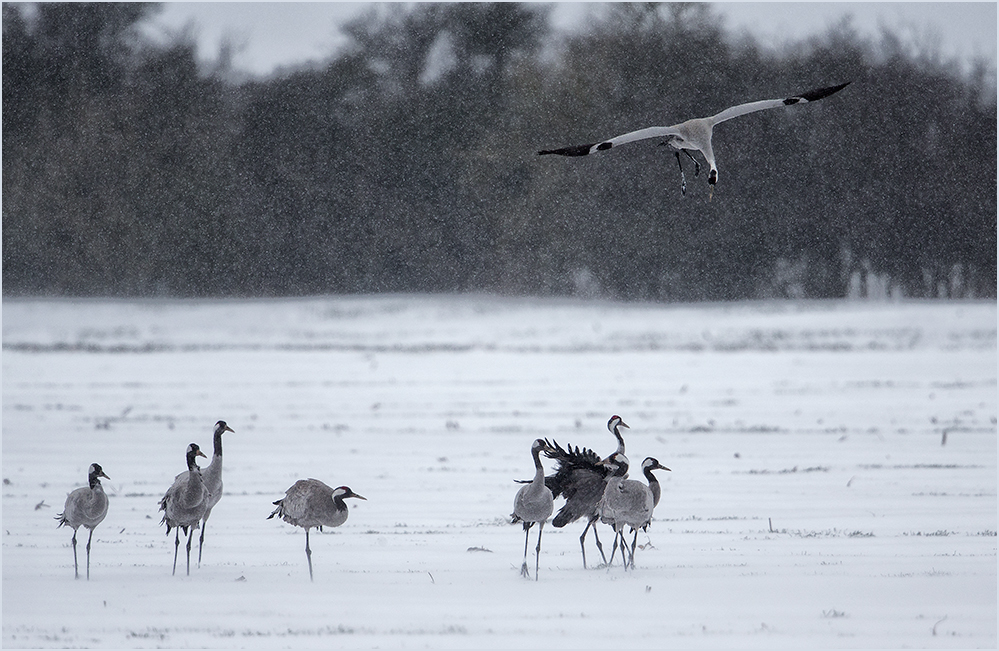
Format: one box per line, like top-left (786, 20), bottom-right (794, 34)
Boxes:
top-left (3, 3), bottom-right (996, 300)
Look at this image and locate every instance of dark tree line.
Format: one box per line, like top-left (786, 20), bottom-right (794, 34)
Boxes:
top-left (3, 3), bottom-right (995, 299)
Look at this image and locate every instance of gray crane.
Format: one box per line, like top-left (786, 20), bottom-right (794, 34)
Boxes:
top-left (55, 463), bottom-right (110, 580)
top-left (159, 443), bottom-right (210, 576)
top-left (600, 455), bottom-right (670, 570)
top-left (540, 415), bottom-right (630, 568)
top-left (628, 456), bottom-right (671, 564)
top-left (511, 439), bottom-right (554, 580)
top-left (268, 480), bottom-right (366, 581)
top-left (198, 420), bottom-right (235, 566)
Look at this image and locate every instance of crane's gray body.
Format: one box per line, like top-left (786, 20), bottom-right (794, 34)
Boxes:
top-left (600, 477), bottom-right (654, 533)
top-left (160, 466), bottom-right (210, 534)
top-left (269, 480), bottom-right (365, 581)
top-left (57, 465), bottom-right (109, 533)
top-left (269, 479), bottom-right (352, 531)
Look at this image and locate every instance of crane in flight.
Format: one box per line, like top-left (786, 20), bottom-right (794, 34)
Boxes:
top-left (539, 82), bottom-right (850, 199)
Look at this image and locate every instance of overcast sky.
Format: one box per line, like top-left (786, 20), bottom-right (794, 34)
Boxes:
top-left (141, 2), bottom-right (997, 77)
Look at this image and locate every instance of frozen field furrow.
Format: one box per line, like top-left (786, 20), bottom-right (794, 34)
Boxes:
top-left (3, 296), bottom-right (996, 648)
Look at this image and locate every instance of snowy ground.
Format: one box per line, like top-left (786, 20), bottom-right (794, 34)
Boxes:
top-left (2, 295), bottom-right (996, 649)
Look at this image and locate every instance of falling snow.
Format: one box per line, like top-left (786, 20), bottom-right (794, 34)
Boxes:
top-left (3, 295), bottom-right (996, 648)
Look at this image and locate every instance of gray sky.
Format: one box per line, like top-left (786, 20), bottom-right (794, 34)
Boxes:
top-left (141, 2), bottom-right (997, 77)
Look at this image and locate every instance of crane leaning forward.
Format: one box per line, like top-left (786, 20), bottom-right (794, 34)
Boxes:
top-left (539, 82), bottom-right (850, 199)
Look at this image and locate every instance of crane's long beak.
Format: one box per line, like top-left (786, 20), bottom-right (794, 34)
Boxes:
top-left (351, 493), bottom-right (367, 501)
top-left (225, 425), bottom-right (235, 433)
top-left (99, 471), bottom-right (111, 479)
top-left (196, 450), bottom-right (208, 458)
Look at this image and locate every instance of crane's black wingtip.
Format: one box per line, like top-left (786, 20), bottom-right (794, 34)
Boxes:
top-left (538, 144), bottom-right (596, 157)
top-left (799, 81), bottom-right (851, 102)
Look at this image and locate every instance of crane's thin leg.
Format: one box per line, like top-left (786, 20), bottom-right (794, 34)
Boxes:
top-left (305, 529), bottom-right (314, 582)
top-left (185, 528), bottom-right (194, 576)
top-left (590, 518), bottom-right (608, 566)
top-left (86, 528), bottom-right (94, 580)
top-left (534, 522), bottom-right (545, 581)
top-left (172, 529), bottom-right (180, 576)
top-left (606, 531), bottom-right (621, 569)
top-left (198, 519), bottom-right (206, 567)
top-left (521, 523), bottom-right (532, 578)
top-left (683, 149), bottom-right (700, 177)
top-left (607, 529), bottom-right (627, 571)
top-left (674, 151), bottom-right (687, 196)
top-left (629, 528), bottom-right (640, 569)
top-left (579, 516), bottom-right (606, 569)
top-left (71, 530), bottom-right (79, 580)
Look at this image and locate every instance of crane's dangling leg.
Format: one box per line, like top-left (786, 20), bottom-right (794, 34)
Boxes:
top-left (673, 151), bottom-right (687, 196)
top-left (683, 149), bottom-right (700, 177)
top-left (669, 147), bottom-right (701, 197)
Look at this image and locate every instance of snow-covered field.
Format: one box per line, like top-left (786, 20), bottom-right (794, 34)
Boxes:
top-left (3, 295), bottom-right (996, 649)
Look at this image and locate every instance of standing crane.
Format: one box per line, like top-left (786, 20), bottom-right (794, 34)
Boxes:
top-left (600, 455), bottom-right (670, 569)
top-left (55, 463), bottom-right (110, 580)
top-left (268, 480), bottom-right (366, 581)
top-left (511, 439), bottom-right (554, 580)
top-left (199, 420), bottom-right (235, 566)
top-left (629, 456), bottom-right (672, 564)
top-left (538, 415), bottom-right (630, 568)
top-left (543, 448), bottom-right (633, 568)
top-left (159, 443), bottom-right (210, 576)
